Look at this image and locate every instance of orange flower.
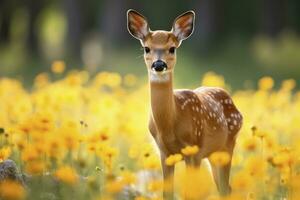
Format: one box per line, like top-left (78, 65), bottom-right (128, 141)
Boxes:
top-left (258, 76), bottom-right (274, 90)
top-left (51, 60), bottom-right (65, 74)
top-left (25, 160), bottom-right (46, 175)
top-left (0, 180), bottom-right (26, 200)
top-left (54, 166), bottom-right (78, 185)
top-left (243, 138), bottom-right (258, 151)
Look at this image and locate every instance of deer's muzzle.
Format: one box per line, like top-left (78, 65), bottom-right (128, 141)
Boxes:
top-left (151, 60), bottom-right (167, 72)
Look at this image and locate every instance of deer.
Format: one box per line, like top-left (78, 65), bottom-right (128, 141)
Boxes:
top-left (127, 9), bottom-right (243, 199)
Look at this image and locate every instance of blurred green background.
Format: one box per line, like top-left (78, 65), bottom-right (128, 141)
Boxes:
top-left (1, 0), bottom-right (300, 89)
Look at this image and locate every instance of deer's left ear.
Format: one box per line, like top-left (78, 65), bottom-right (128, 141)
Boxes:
top-left (172, 11), bottom-right (195, 43)
top-left (127, 9), bottom-right (150, 41)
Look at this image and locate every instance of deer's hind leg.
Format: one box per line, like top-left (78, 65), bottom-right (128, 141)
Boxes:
top-left (208, 139), bottom-right (236, 196)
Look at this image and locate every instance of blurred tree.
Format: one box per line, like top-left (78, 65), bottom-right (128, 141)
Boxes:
top-left (0, 11), bottom-right (10, 43)
top-left (26, 0), bottom-right (44, 54)
top-left (101, 0), bottom-right (126, 43)
top-left (63, 0), bottom-right (82, 58)
top-left (1, 0), bottom-right (300, 77)
top-left (0, 0), bottom-right (13, 43)
top-left (261, 0), bottom-right (287, 37)
top-left (193, 0), bottom-right (219, 52)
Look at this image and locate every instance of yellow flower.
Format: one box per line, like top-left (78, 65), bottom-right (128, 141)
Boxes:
top-left (143, 155), bottom-right (160, 170)
top-left (93, 72), bottom-right (121, 88)
top-left (120, 170), bottom-right (136, 185)
top-left (232, 171), bottom-right (253, 190)
top-left (258, 76), bottom-right (274, 90)
top-left (181, 145), bottom-right (199, 156)
top-left (25, 160), bottom-right (46, 175)
top-left (51, 60), bottom-right (65, 74)
top-left (272, 151), bottom-right (293, 168)
top-left (21, 145), bottom-right (39, 162)
top-left (0, 180), bottom-right (26, 200)
top-left (60, 126), bottom-right (80, 150)
top-left (128, 145), bottom-right (139, 159)
top-left (243, 138), bottom-right (258, 151)
top-left (253, 130), bottom-right (268, 139)
top-left (105, 180), bottom-right (124, 194)
top-left (124, 74), bottom-right (137, 87)
top-left (134, 197), bottom-right (148, 200)
top-left (281, 79), bottom-right (296, 91)
top-left (280, 173), bottom-right (290, 186)
top-left (34, 73), bottom-right (49, 88)
top-left (209, 151), bottom-right (231, 167)
top-left (246, 157), bottom-right (266, 177)
top-left (97, 145), bottom-right (118, 171)
top-left (54, 166), bottom-right (78, 185)
top-left (165, 154), bottom-right (183, 166)
top-left (0, 146), bottom-right (11, 162)
top-left (178, 167), bottom-right (212, 199)
top-left (147, 180), bottom-right (163, 192)
top-left (2, 65), bottom-right (300, 198)
top-left (247, 192), bottom-right (256, 200)
top-left (201, 71), bottom-right (225, 88)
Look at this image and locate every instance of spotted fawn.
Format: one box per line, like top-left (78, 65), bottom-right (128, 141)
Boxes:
top-left (127, 9), bottom-right (243, 199)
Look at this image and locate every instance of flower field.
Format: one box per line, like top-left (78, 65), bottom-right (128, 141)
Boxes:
top-left (0, 63), bottom-right (300, 200)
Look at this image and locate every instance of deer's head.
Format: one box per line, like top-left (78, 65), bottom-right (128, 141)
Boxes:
top-left (127, 9), bottom-right (195, 82)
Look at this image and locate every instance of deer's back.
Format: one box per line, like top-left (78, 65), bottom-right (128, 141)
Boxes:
top-left (174, 87), bottom-right (242, 143)
top-left (193, 86), bottom-right (243, 138)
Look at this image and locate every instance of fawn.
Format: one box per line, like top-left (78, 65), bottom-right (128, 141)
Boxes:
top-left (127, 9), bottom-right (243, 199)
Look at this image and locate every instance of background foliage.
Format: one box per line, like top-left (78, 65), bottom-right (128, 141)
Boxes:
top-left (1, 0), bottom-right (300, 88)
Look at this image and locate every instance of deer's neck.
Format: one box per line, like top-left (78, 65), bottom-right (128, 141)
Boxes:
top-left (149, 72), bottom-right (176, 133)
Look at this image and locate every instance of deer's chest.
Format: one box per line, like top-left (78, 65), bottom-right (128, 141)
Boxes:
top-left (149, 115), bottom-right (201, 154)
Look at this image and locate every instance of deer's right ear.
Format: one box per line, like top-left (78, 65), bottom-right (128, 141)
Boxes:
top-left (127, 9), bottom-right (150, 41)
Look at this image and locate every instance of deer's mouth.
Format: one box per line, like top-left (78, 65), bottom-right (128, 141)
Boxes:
top-left (149, 69), bottom-right (171, 82)
top-left (150, 68), bottom-right (172, 75)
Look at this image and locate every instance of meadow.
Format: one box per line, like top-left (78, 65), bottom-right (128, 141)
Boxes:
top-left (0, 61), bottom-right (300, 200)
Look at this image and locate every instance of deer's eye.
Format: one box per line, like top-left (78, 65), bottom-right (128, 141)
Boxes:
top-left (144, 47), bottom-right (150, 53)
top-left (169, 47), bottom-right (176, 54)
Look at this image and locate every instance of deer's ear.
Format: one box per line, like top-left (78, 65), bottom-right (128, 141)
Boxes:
top-left (172, 11), bottom-right (195, 42)
top-left (127, 9), bottom-right (150, 41)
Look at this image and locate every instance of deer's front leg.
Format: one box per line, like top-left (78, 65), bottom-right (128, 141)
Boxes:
top-left (184, 155), bottom-right (201, 168)
top-left (161, 153), bottom-right (175, 200)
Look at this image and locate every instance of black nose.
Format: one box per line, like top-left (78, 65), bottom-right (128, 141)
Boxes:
top-left (151, 60), bottom-right (167, 72)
